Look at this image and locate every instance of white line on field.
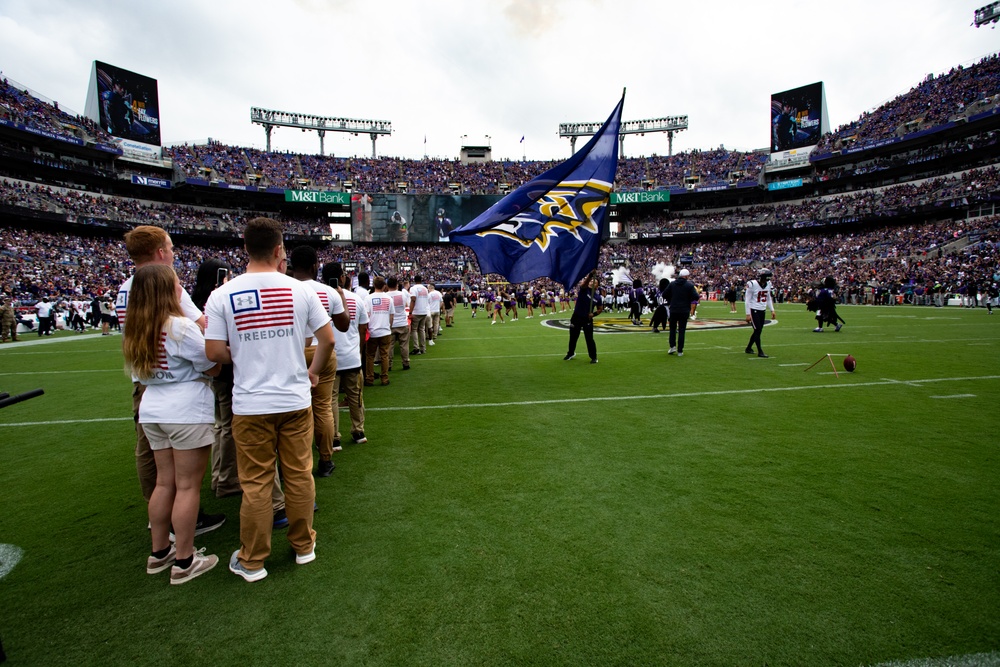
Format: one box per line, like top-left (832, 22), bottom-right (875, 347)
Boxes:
top-left (930, 394), bottom-right (977, 399)
top-left (0, 369), bottom-right (120, 376)
top-left (779, 363), bottom-right (809, 367)
top-left (0, 417), bottom-right (132, 427)
top-left (0, 544), bottom-right (24, 580)
top-left (3, 376), bottom-right (999, 426)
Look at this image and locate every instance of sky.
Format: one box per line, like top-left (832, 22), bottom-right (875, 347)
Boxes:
top-left (0, 0), bottom-right (997, 162)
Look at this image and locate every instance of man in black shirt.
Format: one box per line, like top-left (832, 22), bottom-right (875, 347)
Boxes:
top-left (564, 271), bottom-right (603, 364)
top-left (664, 269), bottom-right (699, 357)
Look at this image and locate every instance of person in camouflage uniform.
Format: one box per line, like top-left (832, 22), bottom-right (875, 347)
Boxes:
top-left (1, 295), bottom-right (18, 342)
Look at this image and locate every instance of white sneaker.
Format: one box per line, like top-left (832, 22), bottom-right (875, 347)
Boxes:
top-left (429, 340), bottom-right (435, 346)
top-left (295, 546), bottom-right (316, 565)
top-left (668, 347), bottom-right (676, 354)
top-left (229, 550), bottom-right (268, 582)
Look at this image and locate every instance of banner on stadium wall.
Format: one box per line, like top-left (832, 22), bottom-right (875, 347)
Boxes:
top-left (131, 175), bottom-right (171, 188)
top-left (284, 190), bottom-right (351, 205)
top-left (610, 191), bottom-right (669, 204)
top-left (767, 178), bottom-right (803, 191)
top-left (0, 118), bottom-right (85, 146)
top-left (116, 138), bottom-right (162, 161)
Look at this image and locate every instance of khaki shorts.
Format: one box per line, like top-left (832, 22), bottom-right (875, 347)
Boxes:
top-left (142, 423), bottom-right (214, 451)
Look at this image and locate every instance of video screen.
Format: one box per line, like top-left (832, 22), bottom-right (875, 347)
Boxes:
top-left (351, 193), bottom-right (502, 243)
top-left (94, 61), bottom-right (161, 146)
top-left (770, 82), bottom-right (824, 153)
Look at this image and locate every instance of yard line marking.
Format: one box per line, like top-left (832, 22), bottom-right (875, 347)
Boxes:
top-left (780, 363), bottom-right (809, 367)
top-left (0, 544), bottom-right (24, 580)
top-left (930, 394), bottom-right (977, 399)
top-left (880, 377), bottom-right (923, 388)
top-left (4, 375), bottom-right (999, 425)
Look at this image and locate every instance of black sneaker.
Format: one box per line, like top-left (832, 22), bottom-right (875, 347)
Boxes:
top-left (590, 358), bottom-right (598, 364)
top-left (316, 460), bottom-right (335, 477)
top-left (194, 511), bottom-right (226, 536)
top-left (745, 348), bottom-right (754, 354)
top-left (273, 509), bottom-right (289, 529)
top-left (564, 353), bottom-right (575, 361)
top-left (757, 353), bottom-right (769, 358)
top-left (411, 349), bottom-right (420, 355)
top-left (352, 431), bottom-right (367, 444)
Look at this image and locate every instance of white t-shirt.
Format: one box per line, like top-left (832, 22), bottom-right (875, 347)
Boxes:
top-left (205, 271), bottom-right (330, 416)
top-left (354, 285), bottom-right (370, 302)
top-left (410, 283), bottom-right (429, 315)
top-left (387, 288), bottom-right (409, 327)
top-left (138, 316), bottom-right (215, 424)
top-left (35, 301), bottom-right (53, 318)
top-left (334, 290), bottom-right (368, 371)
top-left (303, 278), bottom-right (345, 345)
top-left (117, 274), bottom-right (202, 329)
top-left (427, 289), bottom-right (443, 315)
top-left (366, 292), bottom-right (392, 337)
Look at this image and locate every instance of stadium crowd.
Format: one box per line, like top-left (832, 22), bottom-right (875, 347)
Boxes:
top-left (815, 52), bottom-right (1000, 154)
top-left (3, 212), bottom-right (998, 314)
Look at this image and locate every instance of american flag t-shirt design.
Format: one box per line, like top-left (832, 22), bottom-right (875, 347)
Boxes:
top-left (157, 331), bottom-right (169, 370)
top-left (230, 288), bottom-right (295, 332)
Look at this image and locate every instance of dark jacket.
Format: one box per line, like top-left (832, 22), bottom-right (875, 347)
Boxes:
top-left (664, 278), bottom-right (699, 313)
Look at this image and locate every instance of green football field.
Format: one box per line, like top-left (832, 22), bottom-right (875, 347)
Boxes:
top-left (1, 301), bottom-right (998, 666)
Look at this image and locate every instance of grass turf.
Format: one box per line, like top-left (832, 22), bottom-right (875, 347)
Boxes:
top-left (0, 301), bottom-right (998, 666)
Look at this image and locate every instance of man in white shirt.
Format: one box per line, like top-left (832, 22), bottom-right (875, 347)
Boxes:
top-left (386, 276), bottom-right (410, 371)
top-left (289, 245), bottom-right (350, 477)
top-left (205, 217), bottom-right (334, 582)
top-left (34, 296), bottom-right (53, 336)
top-left (323, 262), bottom-right (368, 445)
top-left (365, 277), bottom-right (393, 386)
top-left (426, 284), bottom-right (443, 346)
top-left (409, 275), bottom-right (430, 355)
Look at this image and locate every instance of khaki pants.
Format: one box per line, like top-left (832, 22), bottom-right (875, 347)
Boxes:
top-left (211, 375), bottom-right (241, 497)
top-left (232, 408), bottom-right (316, 570)
top-left (332, 367), bottom-right (365, 438)
top-left (429, 312), bottom-right (441, 339)
top-left (304, 346), bottom-right (337, 459)
top-left (390, 325), bottom-right (410, 366)
top-left (365, 335), bottom-right (391, 383)
top-left (132, 382), bottom-right (156, 502)
top-left (211, 375), bottom-right (285, 511)
top-left (410, 313), bottom-right (428, 352)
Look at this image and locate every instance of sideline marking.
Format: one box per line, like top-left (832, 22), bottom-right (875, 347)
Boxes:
top-left (0, 332), bottom-right (112, 350)
top-left (3, 375), bottom-right (999, 426)
top-left (0, 369), bottom-right (120, 376)
top-left (930, 394), bottom-right (977, 399)
top-left (0, 544), bottom-right (24, 580)
top-left (869, 651), bottom-right (1000, 667)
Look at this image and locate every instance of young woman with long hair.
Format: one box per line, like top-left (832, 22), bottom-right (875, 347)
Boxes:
top-left (122, 264), bottom-right (221, 585)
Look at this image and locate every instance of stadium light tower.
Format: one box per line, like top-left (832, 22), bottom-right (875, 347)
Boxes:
top-left (558, 116), bottom-right (688, 157)
top-left (250, 107), bottom-right (392, 157)
top-left (974, 1), bottom-right (1000, 26)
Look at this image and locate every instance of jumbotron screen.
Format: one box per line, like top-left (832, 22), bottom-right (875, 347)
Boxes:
top-left (351, 193), bottom-right (502, 243)
top-left (770, 82), bottom-right (826, 153)
top-left (91, 61), bottom-right (161, 146)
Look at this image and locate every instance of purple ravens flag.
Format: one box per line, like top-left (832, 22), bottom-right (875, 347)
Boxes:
top-left (451, 94), bottom-right (624, 289)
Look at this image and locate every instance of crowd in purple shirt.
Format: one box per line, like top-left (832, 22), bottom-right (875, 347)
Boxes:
top-left (816, 53), bottom-right (1000, 154)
